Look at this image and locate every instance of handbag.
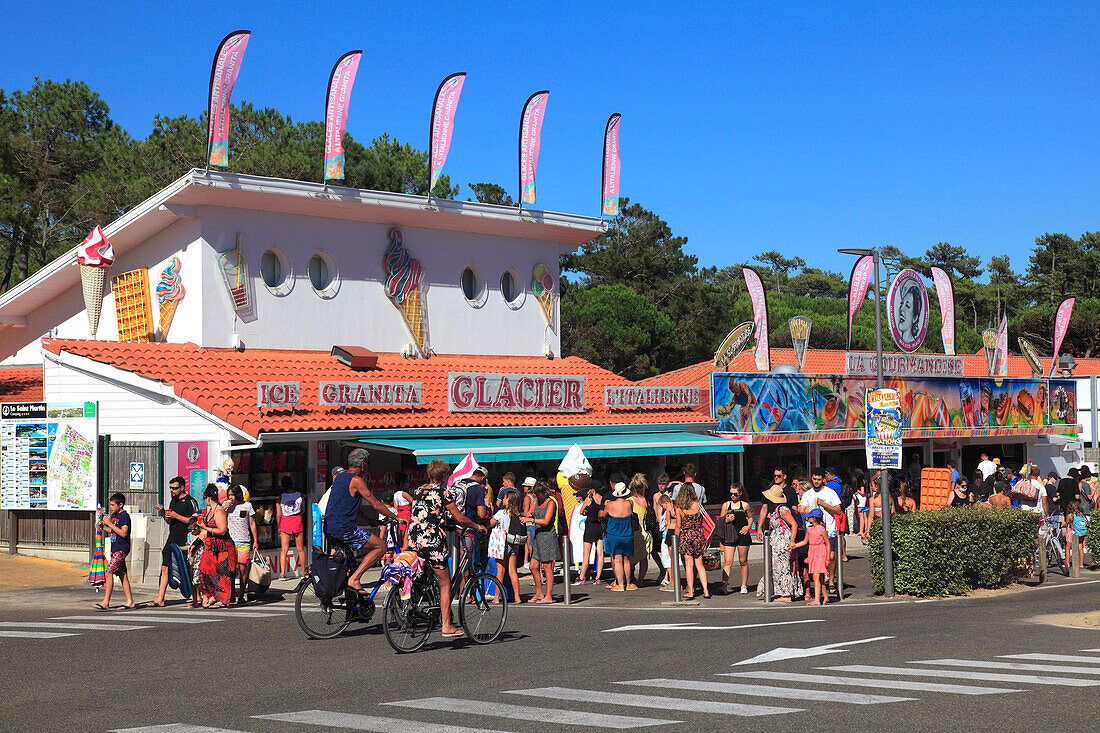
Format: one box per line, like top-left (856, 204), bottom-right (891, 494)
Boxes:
top-left (248, 551), bottom-right (272, 596)
top-left (488, 524), bottom-right (506, 560)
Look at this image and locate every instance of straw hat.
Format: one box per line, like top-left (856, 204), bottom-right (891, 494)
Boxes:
top-left (763, 484), bottom-right (787, 504)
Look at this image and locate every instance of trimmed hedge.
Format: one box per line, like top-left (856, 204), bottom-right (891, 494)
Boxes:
top-left (1087, 513), bottom-right (1100, 568)
top-left (868, 507), bottom-right (1040, 596)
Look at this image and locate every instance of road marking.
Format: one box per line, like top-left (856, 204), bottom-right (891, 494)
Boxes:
top-left (506, 687), bottom-right (802, 717)
top-left (720, 670), bottom-right (1018, 695)
top-left (1003, 653), bottom-right (1100, 664)
top-left (383, 697), bottom-right (679, 728)
top-left (617, 678), bottom-right (912, 705)
top-left (603, 619), bottom-right (823, 633)
top-left (0, 621), bottom-right (152, 631)
top-left (0, 630), bottom-right (79, 639)
top-left (1082, 649), bottom-right (1100, 652)
top-left (257, 710), bottom-right (509, 732)
top-left (53, 615), bottom-right (217, 625)
top-left (127, 609), bottom-right (287, 618)
top-left (912, 659), bottom-right (1100, 675)
top-left (823, 665), bottom-right (1100, 687)
top-left (110, 725), bottom-right (250, 733)
top-left (732, 635), bottom-right (894, 665)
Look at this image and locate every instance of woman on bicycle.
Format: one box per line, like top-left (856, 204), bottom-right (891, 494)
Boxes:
top-left (407, 459), bottom-right (486, 637)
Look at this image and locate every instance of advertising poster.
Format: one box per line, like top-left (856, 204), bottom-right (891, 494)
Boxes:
top-left (1048, 380), bottom-right (1077, 427)
top-left (1, 401), bottom-right (98, 511)
top-left (178, 442), bottom-right (209, 504)
top-left (865, 388), bottom-right (903, 469)
top-left (886, 269), bottom-right (929, 353)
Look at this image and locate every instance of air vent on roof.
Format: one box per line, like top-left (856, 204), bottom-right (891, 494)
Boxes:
top-left (331, 345), bottom-right (379, 371)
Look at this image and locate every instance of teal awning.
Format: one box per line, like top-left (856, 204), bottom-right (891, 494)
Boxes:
top-left (361, 431), bottom-right (742, 465)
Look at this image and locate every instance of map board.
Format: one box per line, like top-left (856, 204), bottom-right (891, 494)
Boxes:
top-left (1, 401), bottom-right (98, 511)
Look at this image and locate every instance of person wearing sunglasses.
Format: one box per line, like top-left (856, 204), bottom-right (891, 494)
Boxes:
top-left (719, 483), bottom-right (752, 594)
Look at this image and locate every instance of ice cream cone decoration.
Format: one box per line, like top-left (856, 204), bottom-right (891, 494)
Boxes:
top-left (156, 257), bottom-right (185, 340)
top-left (383, 228), bottom-right (425, 353)
top-left (532, 263), bottom-right (554, 326)
top-left (75, 226), bottom-right (114, 338)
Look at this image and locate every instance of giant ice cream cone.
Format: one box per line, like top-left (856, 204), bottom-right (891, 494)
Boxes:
top-left (75, 226), bottom-right (114, 338)
top-left (532, 263), bottom-right (555, 326)
top-left (383, 228), bottom-right (426, 353)
top-left (156, 257), bottom-right (185, 340)
top-left (537, 290), bottom-right (553, 325)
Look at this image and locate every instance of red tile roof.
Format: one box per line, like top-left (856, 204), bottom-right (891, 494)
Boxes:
top-left (641, 349), bottom-right (1099, 389)
top-left (0, 366), bottom-right (44, 402)
top-left (42, 340), bottom-right (711, 437)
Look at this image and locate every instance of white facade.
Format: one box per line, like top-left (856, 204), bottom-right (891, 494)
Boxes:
top-left (0, 170), bottom-right (605, 365)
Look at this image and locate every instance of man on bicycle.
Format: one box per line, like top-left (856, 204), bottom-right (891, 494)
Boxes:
top-left (324, 448), bottom-right (400, 593)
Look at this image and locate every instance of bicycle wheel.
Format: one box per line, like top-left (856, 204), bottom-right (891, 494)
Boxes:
top-left (383, 584), bottom-right (434, 653)
top-left (294, 578), bottom-right (353, 639)
top-left (459, 572), bottom-right (507, 644)
top-left (1050, 542), bottom-right (1069, 576)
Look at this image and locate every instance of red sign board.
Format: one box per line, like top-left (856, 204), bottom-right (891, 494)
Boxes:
top-left (256, 381), bottom-right (300, 409)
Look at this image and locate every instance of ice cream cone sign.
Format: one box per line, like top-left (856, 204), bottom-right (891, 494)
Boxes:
top-left (532, 263), bottom-right (554, 326)
top-left (156, 257), bottom-right (185, 340)
top-left (383, 228), bottom-right (426, 355)
top-left (75, 226), bottom-right (115, 338)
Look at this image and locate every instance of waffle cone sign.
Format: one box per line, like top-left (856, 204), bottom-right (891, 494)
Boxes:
top-left (982, 328), bottom-right (998, 376)
top-left (789, 316), bottom-right (812, 372)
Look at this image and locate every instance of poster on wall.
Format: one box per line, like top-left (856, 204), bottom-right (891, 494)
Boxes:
top-left (178, 442), bottom-right (209, 504)
top-left (886, 269), bottom-right (929, 353)
top-left (865, 388), bottom-right (903, 469)
top-left (1, 402), bottom-right (98, 511)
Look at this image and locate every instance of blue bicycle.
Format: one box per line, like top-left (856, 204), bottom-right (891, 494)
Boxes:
top-left (294, 524), bottom-right (400, 640)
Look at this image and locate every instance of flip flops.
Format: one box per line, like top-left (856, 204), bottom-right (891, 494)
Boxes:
top-left (141, 601), bottom-right (165, 608)
top-left (92, 602), bottom-right (110, 611)
top-left (441, 630), bottom-right (464, 637)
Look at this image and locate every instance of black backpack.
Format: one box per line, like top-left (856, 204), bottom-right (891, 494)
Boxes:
top-left (840, 482), bottom-right (855, 510)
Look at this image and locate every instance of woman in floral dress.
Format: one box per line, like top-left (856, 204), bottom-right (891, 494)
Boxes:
top-left (756, 484), bottom-right (803, 602)
top-left (197, 484), bottom-right (236, 608)
top-left (406, 459), bottom-right (485, 637)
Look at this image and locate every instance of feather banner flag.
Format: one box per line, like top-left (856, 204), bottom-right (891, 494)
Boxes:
top-left (743, 267), bottom-right (771, 371)
top-left (429, 72), bottom-right (466, 191)
top-left (448, 452), bottom-right (481, 489)
top-left (996, 311), bottom-right (1008, 377)
top-left (601, 113), bottom-right (621, 216)
top-left (519, 90), bottom-right (550, 205)
top-left (1050, 297), bottom-right (1075, 375)
top-left (206, 30), bottom-right (251, 167)
top-left (930, 266), bottom-right (956, 355)
top-left (323, 50), bottom-right (363, 181)
top-left (846, 255), bottom-right (874, 349)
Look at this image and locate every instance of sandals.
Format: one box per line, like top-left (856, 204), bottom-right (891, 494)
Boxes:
top-left (608, 584), bottom-right (625, 592)
top-left (141, 601), bottom-right (165, 608)
top-left (119, 604), bottom-right (137, 610)
top-left (625, 583), bottom-right (638, 591)
top-left (441, 630), bottom-right (464, 637)
top-left (92, 602), bottom-right (110, 611)
top-left (534, 598), bottom-right (554, 604)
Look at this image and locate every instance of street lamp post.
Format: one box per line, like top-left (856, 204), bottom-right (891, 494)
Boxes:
top-left (839, 246), bottom-right (896, 597)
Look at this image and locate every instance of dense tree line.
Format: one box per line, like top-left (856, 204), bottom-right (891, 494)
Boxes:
top-left (4, 79), bottom-right (1097, 379)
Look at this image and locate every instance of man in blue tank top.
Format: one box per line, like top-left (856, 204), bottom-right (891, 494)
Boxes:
top-left (324, 448), bottom-right (399, 592)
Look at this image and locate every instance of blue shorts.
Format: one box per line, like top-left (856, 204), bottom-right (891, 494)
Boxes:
top-left (336, 525), bottom-right (372, 554)
top-left (828, 535), bottom-right (838, 550)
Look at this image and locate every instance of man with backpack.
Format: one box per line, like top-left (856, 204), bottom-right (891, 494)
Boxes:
top-left (453, 467), bottom-right (490, 573)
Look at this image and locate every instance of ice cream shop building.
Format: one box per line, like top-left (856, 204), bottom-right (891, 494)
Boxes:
top-left (0, 170), bottom-right (740, 563)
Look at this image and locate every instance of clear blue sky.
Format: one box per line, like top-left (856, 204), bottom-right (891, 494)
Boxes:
top-left (3, 2), bottom-right (1097, 278)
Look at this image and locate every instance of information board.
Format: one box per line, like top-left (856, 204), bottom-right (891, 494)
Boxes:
top-left (1, 401), bottom-right (98, 511)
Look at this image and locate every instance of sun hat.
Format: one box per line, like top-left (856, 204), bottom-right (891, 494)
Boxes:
top-left (611, 482), bottom-right (631, 498)
top-left (523, 476), bottom-right (537, 487)
top-left (763, 484), bottom-right (787, 504)
top-left (807, 508), bottom-right (824, 519)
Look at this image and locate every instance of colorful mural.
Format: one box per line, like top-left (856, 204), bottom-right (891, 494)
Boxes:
top-left (712, 373), bottom-right (1077, 435)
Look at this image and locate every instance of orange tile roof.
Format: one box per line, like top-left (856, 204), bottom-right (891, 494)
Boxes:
top-left (0, 366), bottom-right (44, 402)
top-left (641, 348), bottom-right (1098, 389)
top-left (42, 340), bottom-right (711, 437)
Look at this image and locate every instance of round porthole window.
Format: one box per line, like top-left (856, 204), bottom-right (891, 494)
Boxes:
top-left (259, 248), bottom-right (293, 295)
top-left (500, 269), bottom-right (525, 310)
top-left (461, 265), bottom-right (487, 307)
top-left (308, 251), bottom-right (339, 298)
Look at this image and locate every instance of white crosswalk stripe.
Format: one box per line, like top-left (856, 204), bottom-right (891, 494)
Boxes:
top-left (257, 710), bottom-right (510, 732)
top-left (912, 658), bottom-right (1100, 675)
top-left (506, 686), bottom-right (803, 717)
top-left (0, 630), bottom-right (78, 639)
top-left (1001, 653), bottom-right (1100, 664)
top-left (824, 664), bottom-right (1100, 686)
top-left (619, 677), bottom-right (912, 704)
top-left (110, 725), bottom-right (250, 732)
top-left (383, 696), bottom-right (680, 728)
top-left (0, 621), bottom-right (152, 631)
top-left (720, 670), bottom-right (1020, 695)
top-left (53, 614), bottom-right (217, 624)
top-left (126, 609), bottom-right (287, 619)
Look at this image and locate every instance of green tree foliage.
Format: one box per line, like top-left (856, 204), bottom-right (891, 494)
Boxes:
top-left (561, 284), bottom-right (674, 379)
top-left (467, 182), bottom-right (515, 206)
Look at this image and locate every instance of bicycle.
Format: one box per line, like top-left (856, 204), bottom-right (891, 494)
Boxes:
top-left (1037, 515), bottom-right (1068, 578)
top-left (382, 535), bottom-right (507, 653)
top-left (294, 523), bottom-right (400, 640)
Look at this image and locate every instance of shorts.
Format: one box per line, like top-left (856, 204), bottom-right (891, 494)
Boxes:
top-left (583, 520), bottom-right (602, 544)
top-left (721, 533), bottom-right (752, 548)
top-left (463, 532), bottom-right (484, 569)
top-left (335, 525), bottom-right (372, 553)
top-left (234, 542), bottom-right (252, 564)
top-left (279, 514), bottom-right (304, 535)
top-left (108, 551), bottom-right (127, 577)
top-left (828, 535), bottom-right (838, 551)
top-left (526, 524), bottom-right (537, 545)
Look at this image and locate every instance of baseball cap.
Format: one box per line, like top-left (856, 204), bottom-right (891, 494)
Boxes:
top-left (331, 466), bottom-right (345, 477)
top-left (807, 508), bottom-right (824, 519)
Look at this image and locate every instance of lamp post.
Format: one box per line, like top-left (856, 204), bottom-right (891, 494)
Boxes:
top-left (839, 246), bottom-right (895, 597)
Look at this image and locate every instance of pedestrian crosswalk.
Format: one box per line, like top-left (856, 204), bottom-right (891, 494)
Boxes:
top-left (106, 647), bottom-right (1100, 731)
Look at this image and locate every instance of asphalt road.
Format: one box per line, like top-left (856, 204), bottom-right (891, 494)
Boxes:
top-left (0, 577), bottom-right (1098, 732)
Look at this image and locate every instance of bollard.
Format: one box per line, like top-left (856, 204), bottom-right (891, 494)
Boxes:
top-left (449, 530), bottom-right (460, 578)
top-left (562, 535), bottom-right (572, 605)
top-left (1071, 535), bottom-right (1081, 579)
top-left (762, 532), bottom-right (772, 603)
top-left (835, 536), bottom-right (844, 602)
top-left (1036, 533), bottom-right (1047, 583)
top-left (672, 534), bottom-right (682, 603)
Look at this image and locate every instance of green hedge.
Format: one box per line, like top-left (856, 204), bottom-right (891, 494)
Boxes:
top-left (868, 507), bottom-right (1040, 596)
top-left (1087, 513), bottom-right (1100, 568)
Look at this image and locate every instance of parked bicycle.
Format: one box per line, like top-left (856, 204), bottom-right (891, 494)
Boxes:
top-left (1038, 515), bottom-right (1068, 578)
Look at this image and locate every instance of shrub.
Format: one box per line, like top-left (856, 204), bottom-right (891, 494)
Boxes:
top-left (1086, 512), bottom-right (1100, 568)
top-left (868, 507), bottom-right (1040, 596)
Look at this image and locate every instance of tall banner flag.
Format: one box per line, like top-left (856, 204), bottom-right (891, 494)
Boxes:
top-left (1050, 297), bottom-right (1075, 375)
top-left (206, 30), bottom-right (251, 167)
top-left (743, 267), bottom-right (771, 371)
top-left (1019, 337), bottom-right (1043, 376)
top-left (930, 266), bottom-right (956, 355)
top-left (982, 328), bottom-right (998, 376)
top-left (789, 316), bottom-right (812, 372)
top-left (323, 50), bottom-right (363, 181)
top-left (996, 311), bottom-right (1008, 377)
top-left (429, 72), bottom-right (466, 191)
top-left (602, 113), bottom-right (621, 217)
top-left (519, 90), bottom-right (550, 205)
top-left (847, 255), bottom-right (874, 348)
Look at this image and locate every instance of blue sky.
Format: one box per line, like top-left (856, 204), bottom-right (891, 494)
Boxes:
top-left (3, 2), bottom-right (1097, 278)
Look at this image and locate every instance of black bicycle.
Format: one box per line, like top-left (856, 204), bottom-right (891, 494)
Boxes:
top-left (382, 541), bottom-right (507, 653)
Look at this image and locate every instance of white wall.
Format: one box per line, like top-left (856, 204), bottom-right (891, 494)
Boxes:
top-left (197, 207), bottom-right (561, 357)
